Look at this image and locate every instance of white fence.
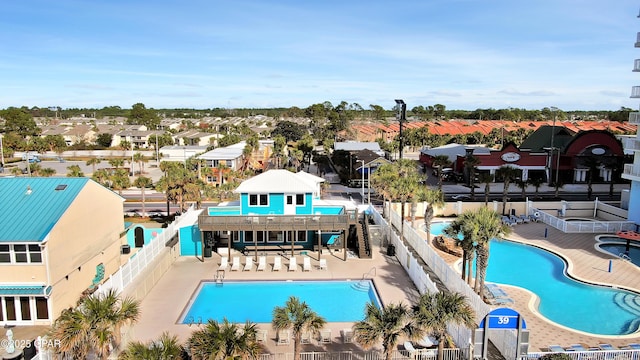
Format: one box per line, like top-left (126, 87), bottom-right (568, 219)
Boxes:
top-left (529, 206), bottom-right (635, 234)
top-left (95, 206), bottom-right (201, 297)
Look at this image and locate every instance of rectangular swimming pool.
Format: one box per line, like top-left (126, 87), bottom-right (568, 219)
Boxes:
top-left (180, 280), bottom-right (382, 324)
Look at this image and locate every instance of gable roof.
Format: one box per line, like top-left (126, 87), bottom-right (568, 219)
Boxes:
top-left (0, 177), bottom-right (92, 242)
top-left (234, 170), bottom-right (317, 194)
top-left (520, 125), bottom-right (576, 152)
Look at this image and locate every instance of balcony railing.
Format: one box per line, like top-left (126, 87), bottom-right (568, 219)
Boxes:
top-left (631, 86), bottom-right (640, 98)
top-left (629, 112), bottom-right (640, 124)
top-left (623, 163), bottom-right (640, 180)
top-left (198, 213), bottom-right (352, 231)
top-left (636, 32), bottom-right (640, 47)
top-left (622, 137), bottom-right (640, 151)
top-left (634, 59), bottom-right (640, 72)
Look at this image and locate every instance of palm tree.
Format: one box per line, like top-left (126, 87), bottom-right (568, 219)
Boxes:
top-left (478, 173), bottom-right (493, 205)
top-left (581, 155), bottom-right (601, 200)
top-left (431, 155), bottom-right (450, 191)
top-left (463, 154), bottom-right (480, 200)
top-left (528, 176), bottom-right (545, 199)
top-left (66, 164), bottom-right (84, 177)
top-left (412, 292), bottom-right (476, 360)
top-left (188, 318), bottom-right (260, 360)
top-left (370, 162), bottom-right (396, 220)
top-left (420, 188), bottom-right (444, 242)
top-left (119, 332), bottom-right (185, 360)
top-left (86, 157), bottom-right (102, 175)
top-left (353, 302), bottom-right (422, 360)
top-left (444, 212), bottom-right (476, 285)
top-left (40, 167), bottom-right (56, 177)
top-left (385, 159), bottom-right (422, 240)
top-left (50, 288), bottom-right (140, 359)
top-left (469, 207), bottom-right (511, 294)
top-left (111, 168), bottom-right (131, 195)
top-left (273, 134), bottom-right (286, 169)
top-left (133, 152), bottom-right (147, 175)
top-left (496, 166), bottom-right (518, 215)
top-left (133, 176), bottom-right (153, 217)
top-left (28, 162), bottom-right (42, 176)
top-left (108, 158), bottom-right (125, 169)
top-left (516, 178), bottom-right (528, 200)
top-left (272, 296), bottom-right (326, 360)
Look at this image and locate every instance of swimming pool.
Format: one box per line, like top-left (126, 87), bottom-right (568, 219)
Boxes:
top-left (430, 222), bottom-right (640, 335)
top-left (180, 280), bottom-right (382, 324)
top-left (596, 235), bottom-right (640, 267)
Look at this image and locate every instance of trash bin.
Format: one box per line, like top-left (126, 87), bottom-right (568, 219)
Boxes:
top-left (387, 244), bottom-right (395, 256)
top-left (204, 246), bottom-right (212, 258)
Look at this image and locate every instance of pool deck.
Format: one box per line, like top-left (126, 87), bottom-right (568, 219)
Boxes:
top-left (427, 219), bottom-right (640, 351)
top-left (126, 220), bottom-right (640, 355)
top-left (126, 246), bottom-right (420, 354)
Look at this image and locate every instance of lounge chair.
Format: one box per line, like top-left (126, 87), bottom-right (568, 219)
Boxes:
top-left (277, 330), bottom-right (290, 345)
top-left (568, 344), bottom-right (587, 351)
top-left (319, 329), bottom-right (331, 343)
top-left (519, 214), bottom-right (530, 223)
top-left (319, 258), bottom-right (327, 270)
top-left (273, 256), bottom-right (282, 271)
top-left (529, 214), bottom-right (540, 222)
top-left (218, 257), bottom-right (228, 271)
top-left (598, 344), bottom-right (617, 351)
top-left (230, 256), bottom-right (240, 271)
top-left (341, 329), bottom-right (353, 343)
top-left (257, 256), bottom-right (266, 271)
top-left (303, 257), bottom-right (311, 271)
top-left (627, 343), bottom-right (640, 349)
top-left (288, 257), bottom-right (297, 271)
top-left (243, 257), bottom-right (253, 271)
top-left (501, 216), bottom-right (516, 227)
top-left (509, 215), bottom-right (523, 224)
top-left (404, 341), bottom-right (416, 352)
top-left (548, 345), bottom-right (566, 352)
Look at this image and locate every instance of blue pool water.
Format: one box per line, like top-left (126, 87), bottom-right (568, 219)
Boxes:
top-left (596, 238), bottom-right (640, 267)
top-left (181, 280), bottom-right (381, 324)
top-left (430, 222), bottom-right (640, 335)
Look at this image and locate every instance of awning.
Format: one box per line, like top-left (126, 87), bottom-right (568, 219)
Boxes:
top-left (0, 285), bottom-right (51, 296)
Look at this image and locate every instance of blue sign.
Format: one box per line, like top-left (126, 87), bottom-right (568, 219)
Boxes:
top-left (478, 307), bottom-right (526, 330)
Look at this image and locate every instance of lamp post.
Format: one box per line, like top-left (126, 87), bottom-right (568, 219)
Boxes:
top-left (548, 107), bottom-right (558, 185)
top-left (0, 133), bottom-right (4, 170)
top-left (395, 99), bottom-right (406, 160)
top-left (358, 160), bottom-right (365, 204)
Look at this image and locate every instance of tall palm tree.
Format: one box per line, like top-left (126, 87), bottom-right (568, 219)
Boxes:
top-left (353, 302), bottom-right (422, 360)
top-left (50, 288), bottom-right (140, 359)
top-left (188, 318), bottom-right (259, 360)
top-left (516, 178), bottom-right (528, 200)
top-left (420, 188), bottom-right (444, 242)
top-left (463, 154), bottom-right (480, 200)
top-left (108, 158), bottom-right (125, 169)
top-left (478, 173), bottom-right (494, 205)
top-left (370, 162), bottom-right (396, 220)
top-left (412, 292), bottom-right (476, 360)
top-left (431, 155), bottom-right (450, 191)
top-left (272, 296), bottom-right (326, 360)
top-left (444, 212), bottom-right (476, 285)
top-left (469, 207), bottom-right (511, 294)
top-left (387, 159), bottom-right (422, 240)
top-left (528, 176), bottom-right (545, 199)
top-left (86, 157), bottom-right (102, 175)
top-left (273, 134), bottom-right (286, 169)
top-left (119, 332), bottom-right (185, 360)
top-left (133, 176), bottom-right (153, 217)
top-left (111, 168), bottom-right (131, 195)
top-left (133, 152), bottom-right (147, 175)
top-left (496, 166), bottom-right (518, 215)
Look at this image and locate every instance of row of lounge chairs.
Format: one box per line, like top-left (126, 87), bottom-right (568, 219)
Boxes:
top-left (218, 256), bottom-right (327, 272)
top-left (548, 343), bottom-right (640, 352)
top-left (273, 328), bottom-right (352, 345)
top-left (501, 214), bottom-right (540, 226)
top-left (483, 283), bottom-right (514, 305)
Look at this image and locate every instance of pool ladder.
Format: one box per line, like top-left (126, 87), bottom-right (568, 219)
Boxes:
top-left (186, 316), bottom-right (202, 327)
top-left (215, 269), bottom-right (225, 284)
top-left (619, 252), bottom-right (632, 261)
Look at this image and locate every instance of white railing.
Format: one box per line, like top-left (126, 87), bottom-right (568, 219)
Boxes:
top-left (527, 349), bottom-right (640, 360)
top-left (529, 206), bottom-right (635, 234)
top-left (623, 163), bottom-right (640, 179)
top-left (95, 206), bottom-right (201, 296)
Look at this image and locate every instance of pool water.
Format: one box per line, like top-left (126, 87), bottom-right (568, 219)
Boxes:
top-left (598, 243), bottom-right (640, 267)
top-left (430, 222), bottom-right (640, 335)
top-left (181, 280), bottom-right (381, 324)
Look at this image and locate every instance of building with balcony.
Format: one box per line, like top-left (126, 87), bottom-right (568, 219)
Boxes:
top-left (192, 170), bottom-right (361, 261)
top-left (623, 22), bottom-right (640, 224)
top-left (0, 177), bottom-right (125, 326)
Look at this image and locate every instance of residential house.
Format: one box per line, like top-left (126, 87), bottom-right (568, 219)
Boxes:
top-left (174, 129), bottom-right (221, 147)
top-left (0, 177), bottom-right (125, 325)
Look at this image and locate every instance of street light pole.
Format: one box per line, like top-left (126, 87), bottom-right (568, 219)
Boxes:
top-left (395, 99), bottom-right (406, 160)
top-left (358, 160), bottom-right (365, 204)
top-left (0, 133), bottom-right (4, 169)
top-left (548, 107), bottom-right (558, 185)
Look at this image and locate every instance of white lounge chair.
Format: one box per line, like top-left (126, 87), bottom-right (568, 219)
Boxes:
top-left (598, 344), bottom-right (617, 351)
top-left (257, 256), bottom-right (266, 271)
top-left (404, 341), bottom-right (416, 352)
top-left (230, 256), bottom-right (240, 271)
top-left (303, 257), bottom-right (311, 271)
top-left (218, 257), bottom-right (228, 271)
top-left (273, 256), bottom-right (282, 271)
top-left (243, 257), bottom-right (253, 271)
top-left (548, 345), bottom-right (566, 352)
top-left (288, 257), bottom-right (297, 271)
top-left (341, 329), bottom-right (353, 343)
top-left (319, 258), bottom-right (327, 270)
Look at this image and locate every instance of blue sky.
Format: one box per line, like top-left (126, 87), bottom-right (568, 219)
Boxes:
top-left (1, 0), bottom-right (639, 111)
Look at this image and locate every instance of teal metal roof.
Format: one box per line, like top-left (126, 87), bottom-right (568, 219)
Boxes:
top-left (0, 177), bottom-right (90, 242)
top-left (0, 285), bottom-right (50, 296)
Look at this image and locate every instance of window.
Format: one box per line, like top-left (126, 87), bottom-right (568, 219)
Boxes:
top-left (249, 194), bottom-right (268, 206)
top-left (35, 297), bottom-right (49, 320)
top-left (0, 245), bottom-right (10, 263)
top-left (296, 194), bottom-right (305, 206)
top-left (249, 194), bottom-right (258, 206)
top-left (20, 297), bottom-right (31, 320)
top-left (259, 195), bottom-right (268, 205)
top-left (28, 245), bottom-right (42, 263)
top-left (286, 196), bottom-right (293, 205)
top-left (14, 245), bottom-right (27, 263)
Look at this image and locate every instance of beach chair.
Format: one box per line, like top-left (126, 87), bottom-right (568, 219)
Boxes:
top-left (303, 257), bottom-right (311, 271)
top-left (230, 256), bottom-right (240, 271)
top-left (548, 345), bottom-right (566, 352)
top-left (598, 344), bottom-right (617, 351)
top-left (273, 256), bottom-right (282, 271)
top-left (568, 344), bottom-right (587, 352)
top-left (218, 257), bottom-right (228, 271)
top-left (289, 257), bottom-right (297, 271)
top-left (277, 330), bottom-right (290, 345)
top-left (243, 257), bottom-right (253, 271)
top-left (319, 329), bottom-right (331, 343)
top-left (627, 343), bottom-right (640, 349)
top-left (341, 329), bottom-right (353, 343)
top-left (509, 214), bottom-right (523, 224)
top-left (319, 258), bottom-right (327, 270)
top-left (404, 341), bottom-right (416, 353)
top-left (519, 214), bottom-right (530, 223)
top-left (257, 256), bottom-right (266, 271)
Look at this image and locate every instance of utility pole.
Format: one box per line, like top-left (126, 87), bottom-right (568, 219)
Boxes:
top-left (395, 99), bottom-right (406, 160)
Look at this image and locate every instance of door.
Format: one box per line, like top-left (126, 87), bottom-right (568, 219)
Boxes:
top-left (284, 194), bottom-right (296, 215)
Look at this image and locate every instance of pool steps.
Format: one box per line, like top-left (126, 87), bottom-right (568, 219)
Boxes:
top-left (614, 292), bottom-right (640, 317)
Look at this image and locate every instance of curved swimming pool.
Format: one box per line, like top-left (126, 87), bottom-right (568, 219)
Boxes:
top-left (429, 222), bottom-right (640, 336)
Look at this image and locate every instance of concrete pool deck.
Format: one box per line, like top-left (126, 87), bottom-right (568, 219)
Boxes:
top-left (425, 219), bottom-right (640, 351)
top-left (126, 245), bottom-right (421, 354)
